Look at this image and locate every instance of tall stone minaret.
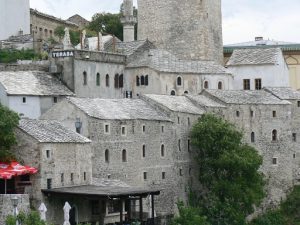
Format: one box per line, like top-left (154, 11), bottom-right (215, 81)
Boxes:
top-left (121, 0), bottom-right (137, 42)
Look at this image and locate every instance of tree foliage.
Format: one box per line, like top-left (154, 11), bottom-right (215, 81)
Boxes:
top-left (6, 211), bottom-right (47, 225)
top-left (0, 49), bottom-right (43, 63)
top-left (0, 104), bottom-right (19, 161)
top-left (190, 114), bottom-right (265, 225)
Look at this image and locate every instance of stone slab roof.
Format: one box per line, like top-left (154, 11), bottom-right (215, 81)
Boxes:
top-left (127, 49), bottom-right (229, 74)
top-left (0, 71), bottom-right (74, 96)
top-left (18, 119), bottom-right (90, 143)
top-left (114, 40), bottom-right (154, 56)
top-left (144, 95), bottom-right (205, 114)
top-left (187, 95), bottom-right (226, 108)
top-left (264, 87), bottom-right (300, 100)
top-left (205, 90), bottom-right (291, 105)
top-left (226, 48), bottom-right (281, 66)
top-left (68, 97), bottom-right (171, 121)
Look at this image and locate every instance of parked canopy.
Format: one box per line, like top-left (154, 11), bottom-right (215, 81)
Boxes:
top-left (0, 161), bottom-right (38, 179)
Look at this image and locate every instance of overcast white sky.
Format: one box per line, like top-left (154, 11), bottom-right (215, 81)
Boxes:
top-left (29, 0), bottom-right (300, 45)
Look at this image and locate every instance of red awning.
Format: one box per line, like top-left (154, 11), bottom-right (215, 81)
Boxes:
top-left (0, 161), bottom-right (38, 179)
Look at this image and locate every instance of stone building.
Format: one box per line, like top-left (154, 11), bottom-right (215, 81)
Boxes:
top-left (224, 37), bottom-right (300, 90)
top-left (0, 71), bottom-right (74, 118)
top-left (137, 0), bottom-right (223, 63)
top-left (67, 14), bottom-right (90, 29)
top-left (227, 48), bottom-right (290, 90)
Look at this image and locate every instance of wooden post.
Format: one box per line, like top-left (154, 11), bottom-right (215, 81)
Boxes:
top-left (139, 196), bottom-right (143, 223)
top-left (120, 198), bottom-right (124, 224)
top-left (128, 199), bottom-right (132, 222)
top-left (151, 195), bottom-right (155, 219)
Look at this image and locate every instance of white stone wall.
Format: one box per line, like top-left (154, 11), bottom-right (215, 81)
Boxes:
top-left (0, 0), bottom-right (30, 40)
top-left (8, 96), bottom-right (41, 118)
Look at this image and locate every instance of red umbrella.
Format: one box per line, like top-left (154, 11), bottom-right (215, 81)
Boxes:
top-left (0, 170), bottom-right (14, 194)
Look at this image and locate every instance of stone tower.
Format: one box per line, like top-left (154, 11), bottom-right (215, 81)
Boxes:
top-left (121, 0), bottom-right (137, 42)
top-left (137, 0), bottom-right (223, 63)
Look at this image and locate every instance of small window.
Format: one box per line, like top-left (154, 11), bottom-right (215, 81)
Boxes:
top-left (142, 145), bottom-right (146, 158)
top-left (272, 130), bottom-right (278, 141)
top-left (71, 173), bottom-right (74, 182)
top-left (61, 173), bottom-right (64, 183)
top-left (251, 132), bottom-right (255, 143)
top-left (189, 168), bottom-right (192, 175)
top-left (177, 77), bottom-right (182, 86)
top-left (105, 149), bottom-right (109, 163)
top-left (161, 144), bottom-right (165, 157)
top-left (142, 125), bottom-right (146, 133)
top-left (177, 117), bottom-right (180, 124)
top-left (47, 178), bottom-right (52, 189)
top-left (84, 172), bottom-right (86, 181)
top-left (122, 149), bottom-right (127, 162)
top-left (243, 79), bottom-right (250, 90)
top-left (293, 133), bottom-right (297, 142)
top-left (171, 90), bottom-right (176, 96)
top-left (298, 101), bottom-right (300, 107)
top-left (179, 169), bottom-right (183, 176)
top-left (178, 139), bottom-right (181, 151)
top-left (53, 97), bottom-right (58, 103)
top-left (184, 91), bottom-right (188, 94)
top-left (22, 97), bottom-right (26, 103)
top-left (141, 75), bottom-right (145, 85)
top-left (104, 124), bottom-right (110, 134)
top-left (114, 74), bottom-right (119, 88)
top-left (119, 74), bottom-right (124, 88)
top-left (121, 126), bottom-right (126, 136)
top-left (272, 157), bottom-right (278, 165)
top-left (46, 150), bottom-right (51, 159)
top-left (91, 200), bottom-right (100, 215)
top-left (255, 79), bottom-right (262, 90)
top-left (136, 76), bottom-right (140, 86)
top-left (96, 73), bottom-right (100, 86)
top-left (162, 172), bottom-right (166, 180)
top-left (143, 172), bottom-right (147, 180)
top-left (188, 139), bottom-right (191, 152)
top-left (188, 117), bottom-right (190, 126)
top-left (293, 153), bottom-right (296, 159)
top-left (236, 111), bottom-right (240, 117)
top-left (204, 81), bottom-right (209, 89)
top-left (273, 111), bottom-right (277, 118)
top-left (250, 110), bottom-right (254, 117)
top-left (83, 71), bottom-right (87, 85)
top-left (106, 74), bottom-right (110, 87)
top-left (145, 75), bottom-right (149, 86)
top-left (161, 126), bottom-right (164, 133)
top-left (218, 81), bottom-right (223, 90)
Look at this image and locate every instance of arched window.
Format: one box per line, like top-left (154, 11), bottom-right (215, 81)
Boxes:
top-left (170, 90), bottom-right (176, 96)
top-left (161, 144), bottom-right (165, 157)
top-left (122, 149), bottom-right (127, 162)
top-left (141, 75), bottom-right (145, 85)
top-left (142, 145), bottom-right (146, 158)
top-left (204, 81), bottom-right (209, 89)
top-left (136, 76), bottom-right (140, 86)
top-left (114, 74), bottom-right (119, 88)
top-left (184, 91), bottom-right (188, 94)
top-left (178, 139), bottom-right (181, 151)
top-left (145, 75), bottom-right (149, 86)
top-left (96, 73), bottom-right (100, 86)
top-left (119, 74), bottom-right (124, 88)
top-left (251, 132), bottom-right (255, 143)
top-left (272, 130), bottom-right (278, 141)
top-left (177, 77), bottom-right (182, 86)
top-left (83, 71), bottom-right (87, 85)
top-left (218, 81), bottom-right (223, 90)
top-left (105, 149), bottom-right (109, 163)
top-left (106, 74), bottom-right (109, 87)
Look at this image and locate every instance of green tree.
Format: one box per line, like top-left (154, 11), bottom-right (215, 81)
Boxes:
top-left (6, 211), bottom-right (47, 225)
top-left (190, 114), bottom-right (265, 225)
top-left (0, 104), bottom-right (19, 161)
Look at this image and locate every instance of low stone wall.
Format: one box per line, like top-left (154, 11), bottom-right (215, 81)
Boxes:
top-left (0, 194), bottom-right (30, 224)
top-left (0, 63), bottom-right (49, 72)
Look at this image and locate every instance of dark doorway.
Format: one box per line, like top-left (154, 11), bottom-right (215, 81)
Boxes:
top-left (70, 206), bottom-right (77, 225)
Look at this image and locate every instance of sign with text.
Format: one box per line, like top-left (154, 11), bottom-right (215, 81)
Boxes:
top-left (52, 51), bottom-right (74, 58)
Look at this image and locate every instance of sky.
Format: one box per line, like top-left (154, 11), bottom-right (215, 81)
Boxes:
top-left (29, 0), bottom-right (300, 45)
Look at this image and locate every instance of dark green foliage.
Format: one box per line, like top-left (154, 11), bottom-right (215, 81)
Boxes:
top-left (0, 49), bottom-right (42, 63)
top-left (250, 210), bottom-right (286, 225)
top-left (88, 13), bottom-right (123, 40)
top-left (0, 104), bottom-right (19, 161)
top-left (6, 211), bottom-right (47, 225)
top-left (171, 202), bottom-right (210, 225)
top-left (190, 114), bottom-right (265, 225)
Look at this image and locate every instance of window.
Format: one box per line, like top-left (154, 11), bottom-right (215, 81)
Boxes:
top-left (114, 74), bottom-right (119, 88)
top-left (136, 76), bottom-right (140, 86)
top-left (177, 117), bottom-right (180, 124)
top-left (53, 97), bottom-right (58, 103)
top-left (251, 132), bottom-right (255, 143)
top-left (84, 172), bottom-right (86, 181)
top-left (170, 90), bottom-right (176, 96)
top-left (218, 81), bottom-right (223, 90)
top-left (96, 73), bottom-right (100, 86)
top-left (121, 126), bottom-right (126, 136)
top-left (161, 126), bottom-right (164, 133)
top-left (272, 130), bottom-right (278, 141)
top-left (46, 150), bottom-right (51, 159)
top-left (141, 75), bottom-right (145, 85)
top-left (255, 79), bottom-right (262, 90)
top-left (142, 125), bottom-right (146, 133)
top-left (298, 101), bottom-right (300, 107)
top-left (119, 74), bottom-right (124, 88)
top-left (236, 111), bottom-right (240, 117)
top-left (22, 97), bottom-right (26, 103)
top-left (188, 139), bottom-right (191, 152)
top-left (122, 149), bottom-right (127, 162)
top-left (189, 168), bottom-right (192, 176)
top-left (293, 133), bottom-right (297, 142)
top-left (273, 111), bottom-right (277, 118)
top-left (83, 71), bottom-right (87, 85)
top-left (178, 139), bottom-right (181, 151)
top-left (107, 200), bottom-right (120, 214)
top-left (177, 76), bottom-right (182, 86)
top-left (272, 157), bottom-right (278, 165)
top-left (61, 173), bottom-right (64, 183)
top-left (91, 200), bottom-right (100, 215)
top-left (161, 144), bottom-right (165, 157)
top-left (179, 169), bottom-right (183, 176)
top-left (106, 74), bottom-right (109, 87)
top-left (243, 79), bottom-right (250, 90)
top-left (250, 110), bottom-right (254, 117)
top-left (204, 81), bottom-right (209, 89)
top-left (162, 172), bottom-right (166, 180)
top-left (142, 145), bottom-right (146, 158)
top-left (71, 173), bottom-right (74, 182)
top-left (47, 178), bottom-right (52, 189)
top-left (145, 75), bottom-right (149, 86)
top-left (105, 149), bottom-right (109, 163)
top-left (294, 153), bottom-right (296, 159)
top-left (188, 117), bottom-right (190, 126)
top-left (104, 124), bottom-right (110, 134)
top-left (184, 91), bottom-right (188, 94)
top-left (143, 172), bottom-right (147, 180)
